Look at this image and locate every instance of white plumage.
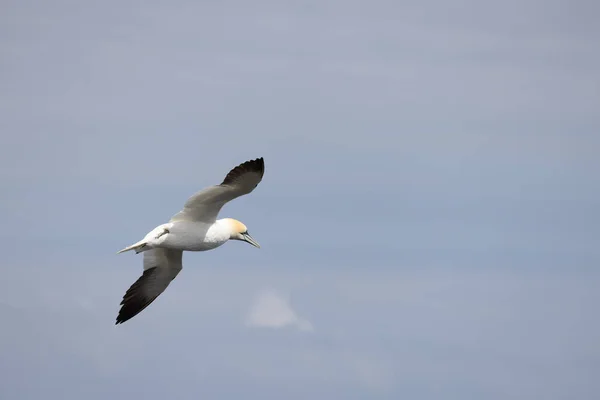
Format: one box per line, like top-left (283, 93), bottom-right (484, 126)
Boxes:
top-left (115, 157), bottom-right (265, 324)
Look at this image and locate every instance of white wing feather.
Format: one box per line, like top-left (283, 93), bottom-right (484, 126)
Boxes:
top-left (170, 158), bottom-right (265, 223)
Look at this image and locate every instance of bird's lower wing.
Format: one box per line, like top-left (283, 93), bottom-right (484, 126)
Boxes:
top-left (115, 248), bottom-right (183, 325)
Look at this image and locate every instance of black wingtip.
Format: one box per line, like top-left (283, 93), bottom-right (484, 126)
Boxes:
top-left (221, 157), bottom-right (265, 186)
top-left (115, 268), bottom-right (161, 325)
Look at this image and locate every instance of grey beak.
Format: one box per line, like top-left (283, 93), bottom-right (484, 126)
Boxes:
top-left (242, 232), bottom-right (261, 248)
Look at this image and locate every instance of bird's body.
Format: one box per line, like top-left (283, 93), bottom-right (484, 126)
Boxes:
top-left (115, 157), bottom-right (265, 325)
top-left (119, 219), bottom-right (232, 254)
top-left (161, 220), bottom-right (232, 251)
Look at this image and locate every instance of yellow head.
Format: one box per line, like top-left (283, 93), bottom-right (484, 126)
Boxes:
top-left (222, 218), bottom-right (261, 248)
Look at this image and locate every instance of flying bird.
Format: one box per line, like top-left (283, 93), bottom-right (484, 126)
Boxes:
top-left (115, 157), bottom-right (265, 324)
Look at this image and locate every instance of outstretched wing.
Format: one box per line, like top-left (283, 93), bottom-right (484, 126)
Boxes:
top-left (115, 248), bottom-right (183, 324)
top-left (170, 157), bottom-right (265, 223)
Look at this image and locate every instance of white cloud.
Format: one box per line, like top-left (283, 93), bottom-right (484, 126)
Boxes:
top-left (245, 289), bottom-right (314, 332)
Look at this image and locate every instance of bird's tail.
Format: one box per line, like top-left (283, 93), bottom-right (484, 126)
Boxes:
top-left (116, 239), bottom-right (149, 254)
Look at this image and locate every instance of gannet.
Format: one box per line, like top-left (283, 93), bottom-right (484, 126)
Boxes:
top-left (115, 157), bottom-right (265, 324)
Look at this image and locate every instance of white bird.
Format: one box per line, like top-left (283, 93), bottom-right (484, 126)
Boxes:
top-left (115, 157), bottom-right (265, 324)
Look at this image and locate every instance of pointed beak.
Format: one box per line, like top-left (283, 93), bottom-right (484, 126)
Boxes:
top-left (242, 232), bottom-right (261, 248)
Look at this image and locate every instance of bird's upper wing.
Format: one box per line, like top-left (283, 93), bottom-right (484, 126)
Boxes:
top-left (169, 157), bottom-right (265, 223)
top-left (115, 248), bottom-right (183, 324)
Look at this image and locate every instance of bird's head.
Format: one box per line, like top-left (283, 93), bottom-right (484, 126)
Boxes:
top-left (223, 218), bottom-right (261, 248)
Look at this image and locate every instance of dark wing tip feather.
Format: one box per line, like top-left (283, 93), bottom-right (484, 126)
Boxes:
top-left (221, 157), bottom-right (265, 186)
top-left (115, 267), bottom-right (162, 325)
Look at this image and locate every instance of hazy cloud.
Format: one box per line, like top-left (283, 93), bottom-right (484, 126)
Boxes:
top-left (245, 289), bottom-right (314, 332)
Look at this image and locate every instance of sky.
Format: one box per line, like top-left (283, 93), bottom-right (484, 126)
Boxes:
top-left (1, 0), bottom-right (599, 399)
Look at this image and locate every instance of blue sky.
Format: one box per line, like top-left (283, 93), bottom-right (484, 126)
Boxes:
top-left (1, 1), bottom-right (599, 399)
